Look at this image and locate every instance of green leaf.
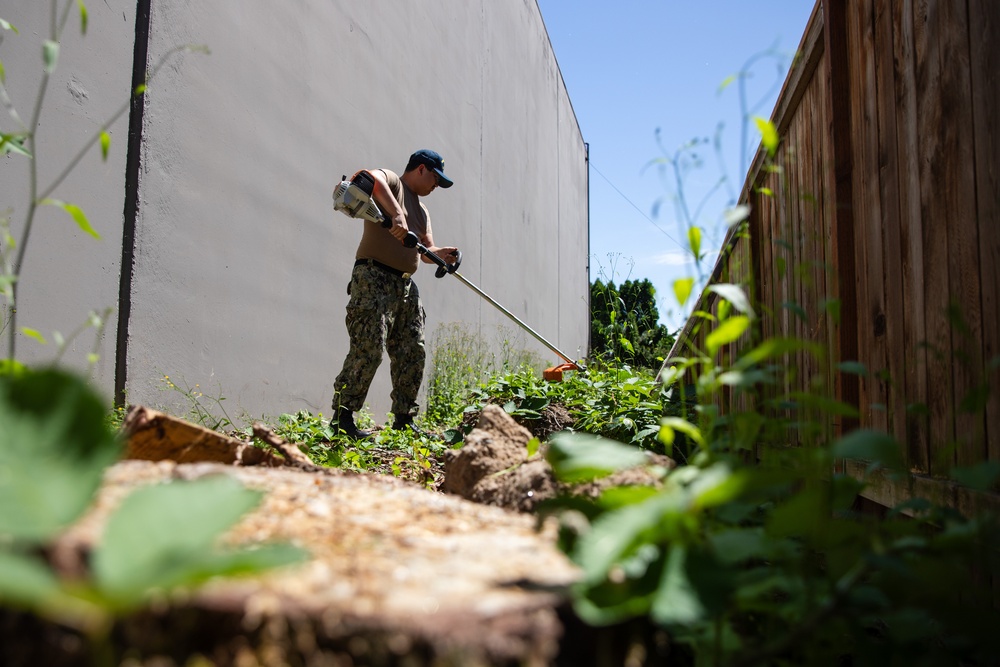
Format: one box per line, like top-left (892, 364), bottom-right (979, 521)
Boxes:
top-left (708, 283), bottom-right (755, 317)
top-left (1, 133), bottom-right (32, 157)
top-left (673, 277), bottom-right (695, 307)
top-left (0, 59), bottom-right (5, 85)
top-left (717, 298), bottom-right (732, 322)
top-left (837, 361), bottom-right (869, 377)
top-left (658, 365), bottom-right (684, 389)
top-left (572, 492), bottom-right (679, 585)
top-left (729, 411), bottom-right (765, 450)
top-left (734, 337), bottom-right (820, 372)
top-left (706, 315), bottom-right (750, 356)
top-left (717, 74), bottom-right (736, 93)
top-left (708, 528), bottom-right (771, 565)
top-left (766, 486), bottom-right (826, 540)
top-left (0, 359), bottom-right (27, 377)
top-left (717, 369), bottom-right (772, 389)
top-left (782, 301), bottom-right (808, 323)
top-left (0, 551), bottom-right (63, 608)
top-left (0, 369), bottom-right (121, 542)
top-left (658, 416), bottom-right (704, 449)
top-left (100, 130), bottom-right (110, 160)
top-left (650, 547), bottom-right (704, 625)
top-left (754, 116), bottom-right (779, 156)
top-left (757, 186), bottom-right (774, 197)
top-left (134, 83), bottom-right (147, 95)
top-left (689, 463), bottom-right (747, 510)
top-left (526, 436), bottom-right (541, 458)
top-left (40, 199), bottom-right (99, 239)
top-left (0, 18), bottom-right (18, 33)
top-left (42, 40), bottom-right (59, 74)
top-left (547, 432), bottom-right (649, 483)
top-left (831, 429), bottom-right (904, 473)
top-left (20, 327), bottom-right (47, 345)
top-left (93, 475), bottom-right (307, 606)
top-left (693, 310), bottom-right (717, 322)
top-left (77, 0), bottom-right (88, 34)
top-left (687, 226), bottom-right (702, 259)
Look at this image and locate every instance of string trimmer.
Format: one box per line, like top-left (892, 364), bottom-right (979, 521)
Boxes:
top-left (333, 170), bottom-right (583, 379)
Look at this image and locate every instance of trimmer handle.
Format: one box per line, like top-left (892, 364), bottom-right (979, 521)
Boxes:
top-left (402, 232), bottom-right (460, 278)
top-left (435, 249), bottom-right (461, 278)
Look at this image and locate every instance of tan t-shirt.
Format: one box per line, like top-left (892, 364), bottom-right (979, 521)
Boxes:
top-left (355, 169), bottom-right (431, 275)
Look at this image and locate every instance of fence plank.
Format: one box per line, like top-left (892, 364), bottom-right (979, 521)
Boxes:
top-left (817, 54), bottom-right (841, 430)
top-left (893, 0), bottom-right (929, 473)
top-left (938, 0), bottom-right (982, 468)
top-left (969, 0), bottom-right (1000, 466)
top-left (851, 0), bottom-right (889, 433)
top-left (823, 0), bottom-right (860, 432)
top-left (913, 0), bottom-right (956, 475)
top-left (874, 0), bottom-right (909, 450)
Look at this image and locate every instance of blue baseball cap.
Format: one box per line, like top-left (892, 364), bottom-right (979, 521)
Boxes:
top-left (409, 149), bottom-right (454, 188)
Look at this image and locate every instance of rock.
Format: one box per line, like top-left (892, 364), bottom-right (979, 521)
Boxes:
top-left (442, 405), bottom-right (676, 513)
top-left (441, 404), bottom-right (533, 497)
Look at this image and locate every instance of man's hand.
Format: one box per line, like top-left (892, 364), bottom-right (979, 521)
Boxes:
top-left (388, 213), bottom-right (410, 241)
top-left (423, 246), bottom-right (459, 264)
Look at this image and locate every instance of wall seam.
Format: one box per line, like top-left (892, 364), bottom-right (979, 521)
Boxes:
top-left (114, 0), bottom-right (152, 407)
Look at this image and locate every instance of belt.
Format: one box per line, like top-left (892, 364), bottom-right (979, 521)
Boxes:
top-left (354, 258), bottom-right (411, 280)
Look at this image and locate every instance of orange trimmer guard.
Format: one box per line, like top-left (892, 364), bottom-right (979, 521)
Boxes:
top-left (543, 363), bottom-right (579, 382)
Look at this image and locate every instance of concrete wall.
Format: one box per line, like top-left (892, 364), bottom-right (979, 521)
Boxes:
top-left (2, 1), bottom-right (589, 422)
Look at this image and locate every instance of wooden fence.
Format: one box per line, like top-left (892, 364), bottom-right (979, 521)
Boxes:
top-left (664, 0), bottom-right (1000, 511)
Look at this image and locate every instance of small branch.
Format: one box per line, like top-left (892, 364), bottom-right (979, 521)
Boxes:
top-left (251, 423), bottom-right (324, 472)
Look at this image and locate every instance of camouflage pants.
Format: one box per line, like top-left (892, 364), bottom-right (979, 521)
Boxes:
top-left (332, 262), bottom-right (426, 417)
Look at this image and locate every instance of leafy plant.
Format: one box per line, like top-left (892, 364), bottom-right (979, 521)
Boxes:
top-left (546, 418), bottom-right (1000, 665)
top-left (467, 363), bottom-right (682, 454)
top-left (0, 368), bottom-right (307, 643)
top-left (425, 321), bottom-right (547, 427)
top-left (541, 271), bottom-right (1000, 664)
top-left (266, 408), bottom-right (448, 487)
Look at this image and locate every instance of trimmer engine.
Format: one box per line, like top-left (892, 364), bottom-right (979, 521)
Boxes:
top-left (332, 170), bottom-right (386, 225)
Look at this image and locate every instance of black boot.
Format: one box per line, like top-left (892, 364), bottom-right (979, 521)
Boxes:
top-left (335, 407), bottom-right (372, 439)
top-left (391, 414), bottom-right (440, 439)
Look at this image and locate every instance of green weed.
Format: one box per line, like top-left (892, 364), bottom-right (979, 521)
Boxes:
top-left (159, 374), bottom-right (234, 432)
top-left (424, 321), bottom-right (547, 427)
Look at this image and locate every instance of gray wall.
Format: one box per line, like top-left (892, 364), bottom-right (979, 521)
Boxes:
top-left (2, 1), bottom-right (589, 422)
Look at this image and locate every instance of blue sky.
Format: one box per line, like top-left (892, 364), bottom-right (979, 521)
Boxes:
top-left (535, 1), bottom-right (816, 329)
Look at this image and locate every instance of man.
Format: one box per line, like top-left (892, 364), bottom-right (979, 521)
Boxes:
top-left (332, 149), bottom-right (458, 438)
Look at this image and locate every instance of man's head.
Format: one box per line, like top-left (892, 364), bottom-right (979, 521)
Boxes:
top-left (405, 149), bottom-right (454, 193)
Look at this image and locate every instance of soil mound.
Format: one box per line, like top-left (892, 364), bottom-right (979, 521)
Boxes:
top-left (442, 405), bottom-right (675, 513)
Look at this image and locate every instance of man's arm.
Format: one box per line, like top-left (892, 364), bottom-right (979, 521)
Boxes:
top-left (368, 169), bottom-right (410, 242)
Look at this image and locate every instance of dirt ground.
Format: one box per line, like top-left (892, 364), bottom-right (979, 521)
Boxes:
top-left (2, 405), bottom-right (674, 666)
